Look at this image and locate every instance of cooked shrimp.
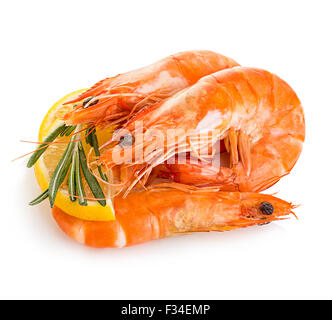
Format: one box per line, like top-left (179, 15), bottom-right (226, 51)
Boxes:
top-left (158, 152), bottom-right (236, 189)
top-left (52, 188), bottom-right (295, 248)
top-left (63, 50), bottom-right (239, 126)
top-left (101, 67), bottom-right (305, 193)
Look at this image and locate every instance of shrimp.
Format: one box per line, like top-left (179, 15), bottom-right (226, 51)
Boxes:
top-left (63, 50), bottom-right (239, 126)
top-left (158, 152), bottom-right (236, 189)
top-left (100, 67), bottom-right (305, 193)
top-left (52, 188), bottom-right (296, 248)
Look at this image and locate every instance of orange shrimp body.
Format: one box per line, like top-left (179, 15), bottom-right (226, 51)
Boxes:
top-left (64, 50), bottom-right (239, 125)
top-left (102, 67), bottom-right (305, 193)
top-left (158, 153), bottom-right (236, 189)
top-left (52, 189), bottom-right (295, 248)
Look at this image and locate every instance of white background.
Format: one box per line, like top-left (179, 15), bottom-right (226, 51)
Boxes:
top-left (1, 0), bottom-right (331, 299)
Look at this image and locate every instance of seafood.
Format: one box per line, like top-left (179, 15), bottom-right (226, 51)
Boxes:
top-left (158, 152), bottom-right (236, 189)
top-left (52, 187), bottom-right (296, 248)
top-left (101, 67), bottom-right (305, 193)
top-left (63, 50), bottom-right (239, 126)
top-left (26, 51), bottom-right (304, 249)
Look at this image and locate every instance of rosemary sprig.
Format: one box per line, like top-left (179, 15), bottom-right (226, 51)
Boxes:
top-left (75, 145), bottom-right (87, 206)
top-left (27, 123), bottom-right (66, 168)
top-left (67, 128), bottom-right (88, 205)
top-left (48, 134), bottom-right (76, 207)
top-left (28, 123), bottom-right (108, 208)
top-left (78, 141), bottom-right (106, 206)
top-left (29, 188), bottom-right (49, 206)
top-left (68, 154), bottom-right (76, 202)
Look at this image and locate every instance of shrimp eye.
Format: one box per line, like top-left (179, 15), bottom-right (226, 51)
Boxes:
top-left (259, 202), bottom-right (274, 215)
top-left (83, 97), bottom-right (99, 108)
top-left (119, 133), bottom-right (134, 147)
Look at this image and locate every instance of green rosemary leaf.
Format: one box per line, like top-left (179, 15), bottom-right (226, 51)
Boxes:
top-left (48, 135), bottom-right (75, 208)
top-left (68, 153), bottom-right (77, 202)
top-left (27, 123), bottom-right (66, 168)
top-left (65, 125), bottom-right (76, 136)
top-left (29, 188), bottom-right (49, 206)
top-left (85, 128), bottom-right (90, 145)
top-left (90, 130), bottom-right (108, 181)
top-left (75, 146), bottom-right (87, 206)
top-left (85, 127), bottom-right (94, 146)
top-left (97, 166), bottom-right (108, 182)
top-left (90, 130), bottom-right (100, 156)
top-left (60, 125), bottom-right (69, 137)
top-left (78, 142), bottom-right (106, 207)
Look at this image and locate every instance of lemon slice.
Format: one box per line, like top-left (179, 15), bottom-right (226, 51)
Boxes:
top-left (34, 89), bottom-right (116, 221)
